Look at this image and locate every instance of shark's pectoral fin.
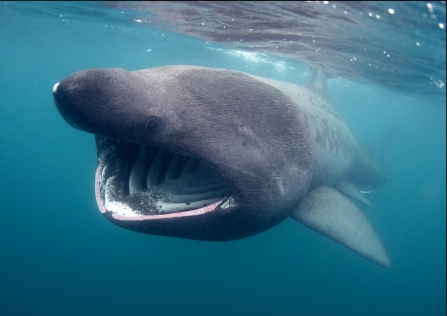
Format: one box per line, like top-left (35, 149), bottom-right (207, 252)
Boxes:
top-left (290, 186), bottom-right (391, 268)
top-left (336, 182), bottom-right (373, 207)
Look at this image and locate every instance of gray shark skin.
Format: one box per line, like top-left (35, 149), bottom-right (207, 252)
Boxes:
top-left (53, 66), bottom-right (390, 268)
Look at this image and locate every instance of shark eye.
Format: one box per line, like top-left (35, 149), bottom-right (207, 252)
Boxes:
top-left (145, 116), bottom-right (159, 133)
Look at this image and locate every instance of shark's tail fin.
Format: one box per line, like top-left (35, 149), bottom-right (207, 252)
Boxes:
top-left (352, 151), bottom-right (387, 191)
top-left (350, 124), bottom-right (399, 192)
top-left (378, 124), bottom-right (399, 168)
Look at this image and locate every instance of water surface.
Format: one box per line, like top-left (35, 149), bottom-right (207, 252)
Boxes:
top-left (0, 2), bottom-right (445, 316)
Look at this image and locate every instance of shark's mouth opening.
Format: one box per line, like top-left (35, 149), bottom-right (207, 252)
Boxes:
top-left (95, 136), bottom-right (232, 218)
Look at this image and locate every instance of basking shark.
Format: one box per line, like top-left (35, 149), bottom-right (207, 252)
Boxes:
top-left (53, 66), bottom-right (391, 268)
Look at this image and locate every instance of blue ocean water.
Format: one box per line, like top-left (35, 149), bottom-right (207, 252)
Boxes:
top-left (0, 2), bottom-right (445, 316)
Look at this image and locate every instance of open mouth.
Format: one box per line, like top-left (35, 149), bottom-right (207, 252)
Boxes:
top-left (95, 136), bottom-right (232, 218)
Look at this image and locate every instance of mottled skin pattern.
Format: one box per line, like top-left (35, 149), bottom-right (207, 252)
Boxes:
top-left (252, 71), bottom-right (384, 191)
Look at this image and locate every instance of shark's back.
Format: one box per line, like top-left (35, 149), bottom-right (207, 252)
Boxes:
top-left (249, 71), bottom-right (384, 190)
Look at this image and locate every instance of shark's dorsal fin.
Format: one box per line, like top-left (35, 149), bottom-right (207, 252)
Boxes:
top-left (305, 69), bottom-right (329, 100)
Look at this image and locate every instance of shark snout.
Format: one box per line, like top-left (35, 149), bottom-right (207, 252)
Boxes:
top-left (52, 82), bottom-right (60, 94)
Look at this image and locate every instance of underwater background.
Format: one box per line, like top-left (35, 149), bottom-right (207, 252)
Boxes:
top-left (0, 2), bottom-right (445, 315)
